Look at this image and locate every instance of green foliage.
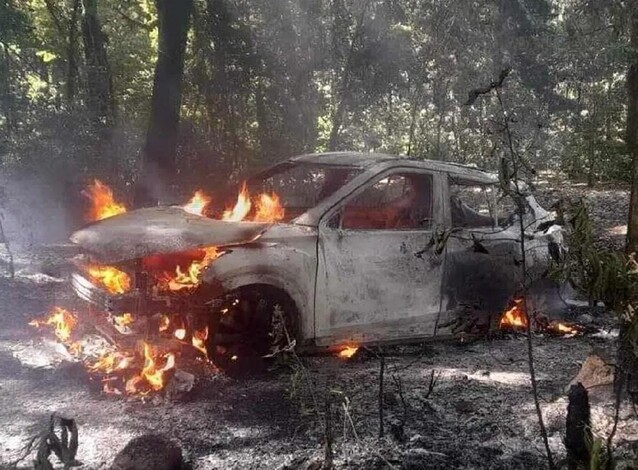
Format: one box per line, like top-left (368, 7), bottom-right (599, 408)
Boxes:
top-left (588, 434), bottom-right (610, 470)
top-left (0, 0), bottom-right (635, 187)
top-left (553, 201), bottom-right (631, 309)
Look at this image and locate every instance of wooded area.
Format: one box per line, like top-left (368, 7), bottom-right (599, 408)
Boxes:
top-left (0, 0), bottom-right (634, 194)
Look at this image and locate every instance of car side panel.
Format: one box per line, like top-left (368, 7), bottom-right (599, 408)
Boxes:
top-left (202, 226), bottom-right (318, 342)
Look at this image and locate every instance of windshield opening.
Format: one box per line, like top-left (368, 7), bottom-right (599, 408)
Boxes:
top-left (244, 163), bottom-right (362, 223)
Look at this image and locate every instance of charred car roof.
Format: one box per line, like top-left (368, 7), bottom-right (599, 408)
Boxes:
top-left (288, 152), bottom-right (497, 182)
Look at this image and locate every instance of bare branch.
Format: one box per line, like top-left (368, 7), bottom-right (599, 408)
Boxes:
top-left (464, 68), bottom-right (512, 106)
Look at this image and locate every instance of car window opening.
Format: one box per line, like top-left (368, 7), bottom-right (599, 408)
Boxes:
top-left (449, 179), bottom-right (518, 228)
top-left (339, 173), bottom-right (434, 230)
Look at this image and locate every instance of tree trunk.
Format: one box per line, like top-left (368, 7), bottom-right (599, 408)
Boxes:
top-left (327, 0), bottom-right (370, 151)
top-left (66, 0), bottom-right (81, 103)
top-left (627, 9), bottom-right (638, 252)
top-left (623, 2), bottom-right (638, 405)
top-left (81, 0), bottom-right (114, 125)
top-left (135, 0), bottom-right (193, 207)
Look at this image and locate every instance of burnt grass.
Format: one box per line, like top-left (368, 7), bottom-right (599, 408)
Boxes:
top-left (0, 183), bottom-right (637, 469)
top-left (0, 271), bottom-right (634, 470)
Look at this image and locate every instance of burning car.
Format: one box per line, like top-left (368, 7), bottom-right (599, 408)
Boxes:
top-left (68, 152), bottom-right (564, 370)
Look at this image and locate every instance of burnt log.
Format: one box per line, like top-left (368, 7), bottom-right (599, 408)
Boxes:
top-left (565, 383), bottom-right (592, 470)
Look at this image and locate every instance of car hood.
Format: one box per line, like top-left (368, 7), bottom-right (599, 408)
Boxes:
top-left (70, 206), bottom-right (270, 263)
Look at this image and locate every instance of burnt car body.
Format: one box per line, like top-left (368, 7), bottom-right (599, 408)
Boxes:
top-left (70, 152), bottom-right (564, 360)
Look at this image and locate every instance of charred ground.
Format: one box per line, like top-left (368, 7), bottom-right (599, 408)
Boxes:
top-left (0, 182), bottom-right (636, 469)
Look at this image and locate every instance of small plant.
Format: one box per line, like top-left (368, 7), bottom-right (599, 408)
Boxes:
top-left (552, 201), bottom-right (631, 310)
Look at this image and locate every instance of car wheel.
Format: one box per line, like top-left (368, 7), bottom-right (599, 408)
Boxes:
top-left (206, 286), bottom-right (297, 373)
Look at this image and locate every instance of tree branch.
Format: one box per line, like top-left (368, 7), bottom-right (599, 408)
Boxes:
top-left (464, 67), bottom-right (512, 106)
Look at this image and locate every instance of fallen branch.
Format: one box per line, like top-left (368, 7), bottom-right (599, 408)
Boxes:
top-left (424, 369), bottom-right (439, 399)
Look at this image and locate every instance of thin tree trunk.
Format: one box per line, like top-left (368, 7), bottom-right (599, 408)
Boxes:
top-left (406, 85), bottom-right (423, 156)
top-left (627, 5), bottom-right (638, 252)
top-left (327, 0), bottom-right (370, 151)
top-left (66, 0), bottom-right (81, 103)
top-left (81, 0), bottom-right (114, 125)
top-left (135, 0), bottom-right (193, 206)
top-left (0, 46), bottom-right (15, 137)
top-left (620, 2), bottom-right (638, 407)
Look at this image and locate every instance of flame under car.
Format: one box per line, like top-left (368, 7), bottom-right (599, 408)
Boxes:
top-left (69, 152), bottom-right (565, 366)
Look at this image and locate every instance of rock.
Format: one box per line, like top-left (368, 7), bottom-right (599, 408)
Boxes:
top-left (171, 369), bottom-right (195, 393)
top-left (109, 434), bottom-right (183, 470)
top-left (576, 314), bottom-right (594, 325)
top-left (566, 354), bottom-right (614, 401)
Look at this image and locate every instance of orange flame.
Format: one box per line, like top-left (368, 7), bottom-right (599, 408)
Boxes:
top-left (161, 184), bottom-right (284, 291)
top-left (192, 327), bottom-right (208, 357)
top-left (125, 342), bottom-right (176, 394)
top-left (183, 190), bottom-right (211, 216)
top-left (83, 179), bottom-right (127, 221)
top-left (254, 193), bottom-right (285, 223)
top-left (87, 351), bottom-right (134, 374)
top-left (158, 315), bottom-right (170, 332)
top-left (165, 247), bottom-right (219, 292)
top-left (338, 346), bottom-right (359, 359)
top-left (113, 313), bottom-right (133, 328)
top-left (223, 182), bottom-right (252, 222)
top-left (87, 264), bottom-right (131, 294)
top-left (548, 321), bottom-right (580, 336)
top-left (29, 307), bottom-right (77, 342)
top-left (499, 298), bottom-right (528, 330)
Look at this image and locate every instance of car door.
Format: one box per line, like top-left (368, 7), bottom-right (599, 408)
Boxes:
top-left (314, 168), bottom-right (445, 346)
top-left (437, 175), bottom-right (521, 333)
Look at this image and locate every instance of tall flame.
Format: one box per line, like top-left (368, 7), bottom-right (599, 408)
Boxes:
top-left (223, 182), bottom-right (252, 222)
top-left (254, 193), bottom-right (285, 223)
top-left (499, 298), bottom-right (528, 330)
top-left (125, 343), bottom-right (176, 394)
top-left (83, 179), bottom-right (127, 221)
top-left (87, 264), bottom-right (131, 294)
top-left (183, 190), bottom-right (211, 216)
top-left (29, 307), bottom-right (77, 342)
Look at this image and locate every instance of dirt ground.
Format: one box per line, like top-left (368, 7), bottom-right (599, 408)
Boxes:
top-left (1, 182), bottom-right (637, 470)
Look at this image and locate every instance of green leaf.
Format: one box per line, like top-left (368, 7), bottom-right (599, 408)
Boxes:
top-left (36, 50), bottom-right (57, 63)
